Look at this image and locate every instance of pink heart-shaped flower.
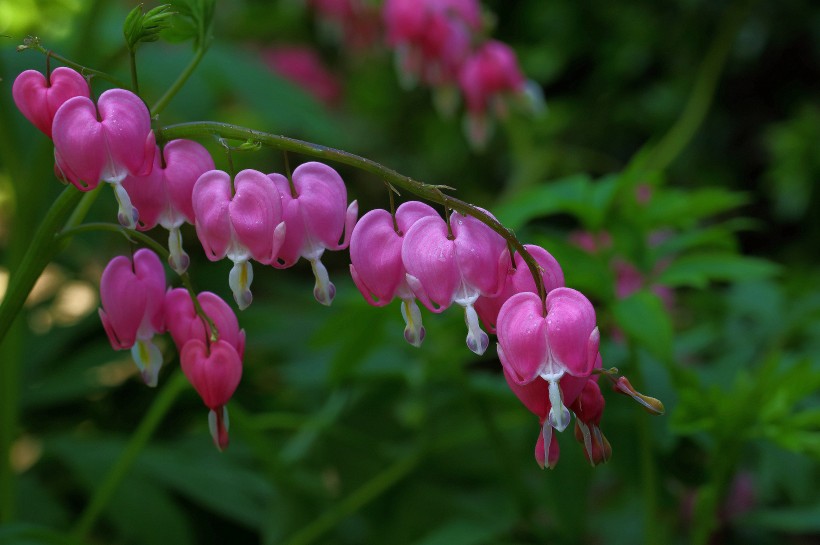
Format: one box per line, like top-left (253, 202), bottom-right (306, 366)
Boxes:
top-left (12, 67), bottom-right (90, 138)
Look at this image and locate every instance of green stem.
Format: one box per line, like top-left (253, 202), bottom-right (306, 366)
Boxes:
top-left (128, 49), bottom-right (139, 94)
top-left (71, 370), bottom-right (189, 540)
top-left (281, 453), bottom-right (420, 545)
top-left (19, 38), bottom-right (128, 88)
top-left (151, 45), bottom-right (209, 117)
top-left (641, 2), bottom-right (751, 173)
top-left (628, 342), bottom-right (663, 545)
top-left (157, 121), bottom-right (546, 305)
top-left (0, 187), bottom-right (83, 347)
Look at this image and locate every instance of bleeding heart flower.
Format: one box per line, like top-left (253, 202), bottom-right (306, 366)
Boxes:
top-left (349, 201), bottom-right (438, 346)
top-left (164, 288), bottom-right (246, 358)
top-left (402, 209), bottom-right (508, 355)
top-left (98, 248), bottom-right (166, 387)
top-left (497, 288), bottom-right (600, 433)
top-left (122, 140), bottom-right (215, 273)
top-left (475, 244), bottom-right (564, 334)
top-left (569, 377), bottom-right (611, 466)
top-left (52, 88), bottom-right (155, 228)
top-left (192, 169), bottom-right (286, 310)
top-left (12, 67), bottom-right (90, 138)
top-left (268, 162), bottom-right (358, 306)
top-left (180, 338), bottom-right (243, 451)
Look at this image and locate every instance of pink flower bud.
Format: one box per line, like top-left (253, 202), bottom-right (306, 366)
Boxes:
top-left (164, 288), bottom-right (246, 359)
top-left (475, 244), bottom-right (564, 334)
top-left (263, 46), bottom-right (342, 107)
top-left (569, 378), bottom-right (610, 466)
top-left (192, 169), bottom-right (287, 309)
top-left (180, 339), bottom-right (243, 451)
top-left (402, 210), bottom-right (508, 355)
top-left (12, 67), bottom-right (90, 138)
top-left (52, 88), bottom-right (155, 228)
top-left (349, 201), bottom-right (438, 346)
top-left (122, 140), bottom-right (215, 273)
top-left (98, 249), bottom-right (166, 386)
top-left (268, 162), bottom-right (358, 306)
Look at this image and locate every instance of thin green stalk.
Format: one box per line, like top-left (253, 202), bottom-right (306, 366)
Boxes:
top-left (641, 1), bottom-right (752, 173)
top-left (158, 122), bottom-right (547, 306)
top-left (0, 186), bottom-right (83, 347)
top-left (18, 38), bottom-right (128, 88)
top-left (128, 49), bottom-right (139, 94)
top-left (281, 453), bottom-right (420, 545)
top-left (628, 342), bottom-right (663, 545)
top-left (71, 370), bottom-right (189, 540)
top-left (151, 45), bottom-right (209, 117)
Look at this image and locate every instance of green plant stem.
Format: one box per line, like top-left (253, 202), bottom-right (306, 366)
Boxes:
top-left (641, 1), bottom-right (751, 173)
top-left (71, 369), bottom-right (189, 540)
top-left (128, 49), bottom-right (139, 94)
top-left (151, 44), bottom-right (209, 117)
top-left (281, 452), bottom-right (420, 545)
top-left (0, 186), bottom-right (83, 347)
top-left (20, 39), bottom-right (128, 88)
top-left (628, 342), bottom-right (663, 545)
top-left (158, 121), bottom-right (547, 307)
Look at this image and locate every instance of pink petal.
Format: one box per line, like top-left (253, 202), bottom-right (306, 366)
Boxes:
top-left (268, 173), bottom-right (306, 268)
top-left (401, 215), bottom-right (459, 311)
top-left (180, 339), bottom-right (243, 410)
top-left (229, 169), bottom-right (283, 263)
top-left (451, 210), bottom-right (508, 297)
top-left (291, 162), bottom-right (349, 252)
top-left (122, 149), bottom-right (165, 230)
top-left (545, 288), bottom-right (597, 377)
top-left (496, 292), bottom-right (547, 384)
top-left (96, 89), bottom-right (154, 181)
top-left (165, 289), bottom-right (245, 358)
top-left (162, 139), bottom-right (215, 224)
top-left (51, 95), bottom-right (107, 188)
top-left (12, 68), bottom-right (90, 137)
top-left (349, 208), bottom-right (404, 305)
top-left (192, 170), bottom-right (234, 261)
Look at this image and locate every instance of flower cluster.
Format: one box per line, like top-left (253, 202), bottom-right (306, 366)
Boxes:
top-left (12, 64), bottom-right (660, 466)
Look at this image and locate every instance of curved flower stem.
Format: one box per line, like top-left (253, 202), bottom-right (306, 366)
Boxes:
top-left (18, 37), bottom-right (128, 88)
top-left (0, 186), bottom-right (83, 348)
top-left (281, 452), bottom-right (421, 545)
top-left (639, 1), bottom-right (751, 173)
top-left (150, 44), bottom-right (210, 117)
top-left (71, 369), bottom-right (189, 540)
top-left (57, 222), bottom-right (220, 339)
top-left (157, 121), bottom-right (547, 308)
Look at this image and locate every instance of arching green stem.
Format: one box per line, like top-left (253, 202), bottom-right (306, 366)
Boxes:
top-left (157, 121), bottom-right (547, 307)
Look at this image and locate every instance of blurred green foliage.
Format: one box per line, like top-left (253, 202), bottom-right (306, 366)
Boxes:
top-left (1, 1), bottom-right (819, 544)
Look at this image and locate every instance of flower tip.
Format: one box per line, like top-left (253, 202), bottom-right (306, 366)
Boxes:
top-left (404, 325), bottom-right (425, 347)
top-left (614, 376), bottom-right (665, 415)
top-left (208, 407), bottom-right (230, 452)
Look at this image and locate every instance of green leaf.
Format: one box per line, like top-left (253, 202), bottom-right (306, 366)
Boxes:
top-left (123, 4), bottom-right (175, 50)
top-left (745, 506), bottom-right (820, 532)
top-left (0, 524), bottom-right (85, 545)
top-left (162, 0), bottom-right (215, 48)
top-left (657, 254), bottom-right (779, 288)
top-left (644, 188), bottom-right (748, 228)
top-left (612, 290), bottom-right (673, 361)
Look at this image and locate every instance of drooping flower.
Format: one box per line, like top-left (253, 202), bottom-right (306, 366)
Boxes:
top-left (459, 40), bottom-right (527, 149)
top-left (569, 377), bottom-right (611, 466)
top-left (122, 140), bottom-right (215, 273)
top-left (180, 338), bottom-right (243, 451)
top-left (503, 367), bottom-right (589, 469)
top-left (474, 244), bottom-right (564, 334)
top-left (496, 288), bottom-right (600, 432)
top-left (98, 248), bottom-right (166, 387)
top-left (12, 67), bottom-right (90, 138)
top-left (268, 162), bottom-right (358, 306)
top-left (164, 288), bottom-right (246, 358)
top-left (51, 88), bottom-right (155, 228)
top-left (349, 201), bottom-right (438, 346)
top-left (192, 169), bottom-right (286, 310)
top-left (401, 209), bottom-right (508, 355)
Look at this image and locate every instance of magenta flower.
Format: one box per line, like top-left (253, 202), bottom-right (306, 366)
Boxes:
top-left (180, 338), bottom-right (243, 451)
top-left (268, 162), bottom-right (358, 306)
top-left (122, 140), bottom-right (215, 273)
top-left (503, 367), bottom-right (589, 469)
top-left (458, 40), bottom-right (527, 149)
top-left (475, 244), bottom-right (565, 334)
top-left (164, 288), bottom-right (246, 358)
top-left (12, 67), bottom-right (90, 138)
top-left (569, 377), bottom-right (611, 466)
top-left (401, 209), bottom-right (508, 355)
top-left (51, 88), bottom-right (155, 228)
top-left (496, 288), bottom-right (600, 432)
top-left (192, 169), bottom-right (287, 310)
top-left (262, 46), bottom-right (342, 107)
top-left (349, 201), bottom-right (438, 346)
top-left (98, 249), bottom-right (166, 387)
